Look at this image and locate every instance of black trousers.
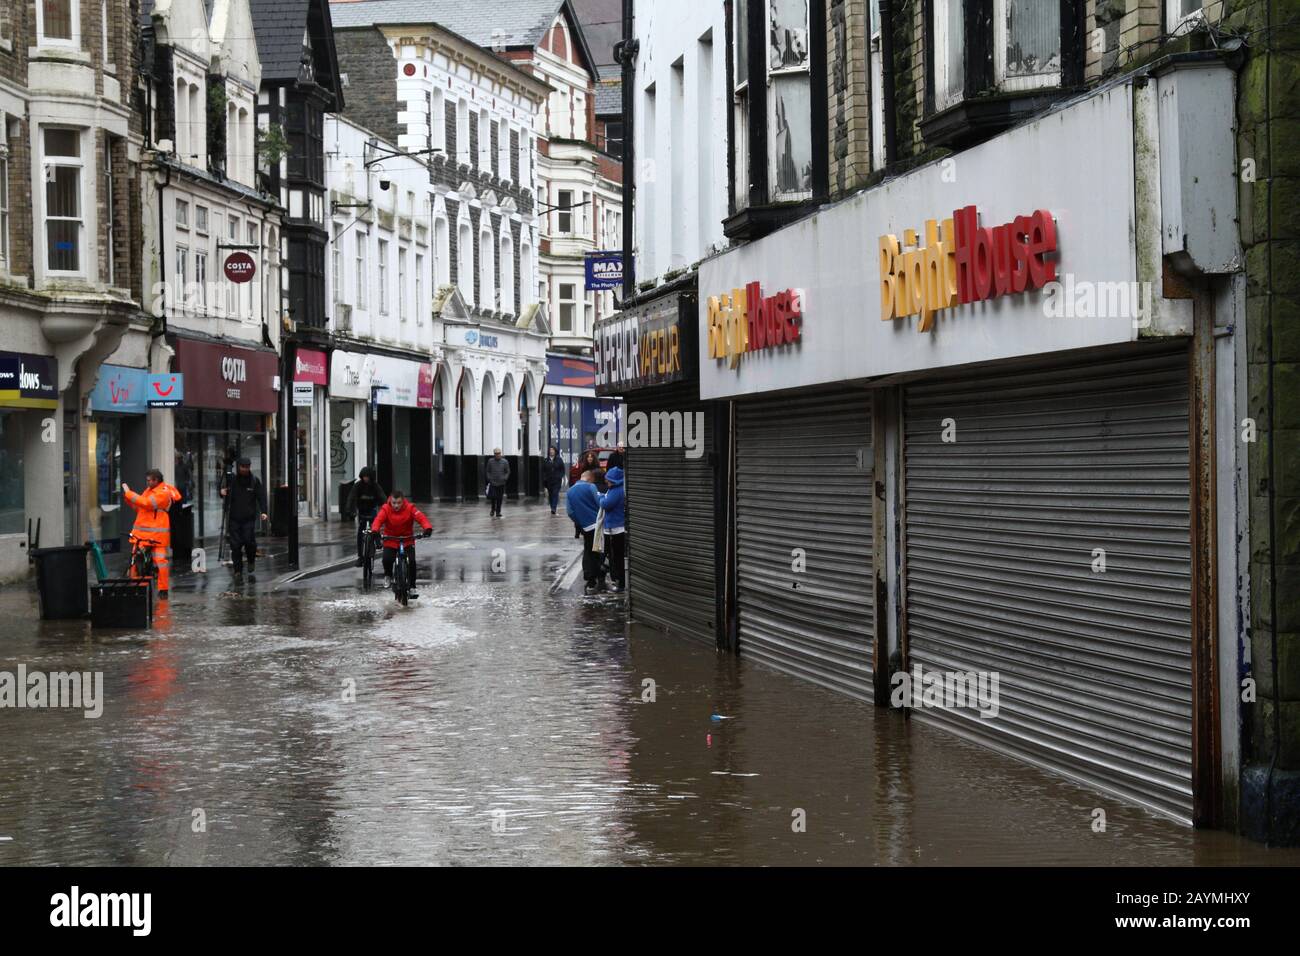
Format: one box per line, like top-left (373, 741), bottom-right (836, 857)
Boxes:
top-left (228, 519), bottom-right (257, 572)
top-left (605, 532), bottom-right (626, 586)
top-left (581, 529), bottom-right (605, 585)
top-left (545, 485), bottom-right (560, 513)
top-left (356, 511), bottom-right (378, 558)
top-left (381, 546), bottom-right (417, 583)
top-left (488, 484), bottom-right (505, 516)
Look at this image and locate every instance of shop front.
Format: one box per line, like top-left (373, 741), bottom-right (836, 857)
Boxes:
top-left (86, 365), bottom-right (154, 551)
top-left (698, 69), bottom-right (1239, 825)
top-left (171, 337), bottom-right (279, 540)
top-left (0, 351), bottom-right (60, 539)
top-left (292, 348), bottom-right (330, 519)
top-left (595, 289), bottom-right (724, 646)
top-left (543, 354), bottom-right (625, 463)
top-left (330, 350), bottom-right (434, 503)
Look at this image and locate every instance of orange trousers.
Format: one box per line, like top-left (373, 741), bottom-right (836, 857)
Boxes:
top-left (130, 542), bottom-right (171, 592)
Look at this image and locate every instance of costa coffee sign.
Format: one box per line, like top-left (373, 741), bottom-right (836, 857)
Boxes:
top-left (224, 252), bottom-right (257, 284)
top-left (173, 337), bottom-right (278, 412)
top-left (879, 205), bottom-right (1058, 332)
top-left (705, 282), bottom-right (804, 370)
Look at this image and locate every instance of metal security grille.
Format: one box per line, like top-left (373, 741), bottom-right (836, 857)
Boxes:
top-left (626, 389), bottom-right (717, 645)
top-left (735, 389), bottom-right (874, 700)
top-left (903, 348), bottom-right (1193, 823)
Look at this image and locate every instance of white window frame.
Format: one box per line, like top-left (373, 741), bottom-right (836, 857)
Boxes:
top-left (1167, 0), bottom-right (1209, 36)
top-left (499, 232), bottom-right (514, 316)
top-left (558, 282), bottom-right (576, 333)
top-left (194, 250), bottom-right (208, 309)
top-left (332, 222), bottom-right (344, 305)
top-left (556, 189), bottom-right (573, 235)
top-left (479, 227), bottom-right (495, 311)
top-left (434, 214), bottom-right (450, 289)
top-left (356, 231), bottom-right (368, 310)
top-left (195, 205), bottom-right (209, 234)
top-left (37, 0), bottom-right (79, 48)
top-left (992, 0), bottom-right (1061, 93)
top-left (932, 0), bottom-right (965, 112)
top-left (378, 239), bottom-right (389, 314)
top-left (1, 146), bottom-right (11, 270)
top-left (42, 127), bottom-right (86, 277)
top-left (478, 111), bottom-right (490, 171)
top-left (498, 120), bottom-right (511, 182)
top-left (244, 220), bottom-right (257, 321)
top-left (175, 244), bottom-right (189, 313)
top-left (458, 221), bottom-right (474, 305)
top-left (226, 215), bottom-right (239, 316)
top-left (397, 245), bottom-right (408, 321)
top-left (175, 198), bottom-right (189, 228)
top-left (456, 100), bottom-right (470, 165)
top-left (414, 252), bottom-right (424, 325)
top-left (869, 0), bottom-right (886, 170)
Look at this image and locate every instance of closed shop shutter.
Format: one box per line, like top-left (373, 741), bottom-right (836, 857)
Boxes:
top-left (735, 389), bottom-right (874, 700)
top-left (903, 348), bottom-right (1193, 823)
top-left (626, 385), bottom-right (717, 645)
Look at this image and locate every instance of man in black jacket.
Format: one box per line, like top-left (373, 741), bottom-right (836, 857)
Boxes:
top-left (542, 446), bottom-right (566, 515)
top-left (346, 467), bottom-right (386, 565)
top-left (219, 458), bottom-right (268, 584)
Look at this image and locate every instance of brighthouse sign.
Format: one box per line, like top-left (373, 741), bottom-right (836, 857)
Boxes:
top-left (706, 282), bottom-right (804, 370)
top-left (879, 206), bottom-right (1058, 332)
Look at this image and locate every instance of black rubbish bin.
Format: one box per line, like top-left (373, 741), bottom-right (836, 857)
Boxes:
top-left (33, 546), bottom-right (89, 620)
top-left (170, 503), bottom-right (194, 575)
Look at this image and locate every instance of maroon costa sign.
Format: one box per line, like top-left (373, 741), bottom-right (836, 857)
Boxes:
top-left (224, 252), bottom-right (257, 284)
top-left (172, 337), bottom-right (278, 413)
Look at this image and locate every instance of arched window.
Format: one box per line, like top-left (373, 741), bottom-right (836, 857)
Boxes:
top-left (434, 216), bottom-right (450, 289)
top-left (457, 220), bottom-right (473, 304)
top-left (479, 226), bottom-right (495, 311)
top-left (499, 231), bottom-right (515, 315)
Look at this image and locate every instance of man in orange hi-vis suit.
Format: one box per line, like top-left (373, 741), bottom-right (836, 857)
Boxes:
top-left (122, 468), bottom-right (175, 598)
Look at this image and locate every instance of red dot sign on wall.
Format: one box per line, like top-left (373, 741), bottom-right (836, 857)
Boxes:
top-left (404, 63), bottom-right (416, 76)
top-left (224, 252), bottom-right (256, 284)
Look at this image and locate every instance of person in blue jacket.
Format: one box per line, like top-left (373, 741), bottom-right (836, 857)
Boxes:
top-left (598, 466), bottom-right (627, 593)
top-left (566, 469), bottom-right (606, 594)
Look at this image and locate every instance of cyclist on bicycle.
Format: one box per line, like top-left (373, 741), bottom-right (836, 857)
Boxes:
top-left (122, 468), bottom-right (178, 598)
top-left (347, 466), bottom-right (386, 567)
top-left (370, 490), bottom-right (432, 594)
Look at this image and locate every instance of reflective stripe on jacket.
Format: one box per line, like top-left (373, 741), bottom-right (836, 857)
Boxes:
top-left (125, 485), bottom-right (172, 545)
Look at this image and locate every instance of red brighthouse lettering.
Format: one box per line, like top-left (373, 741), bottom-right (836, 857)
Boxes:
top-left (744, 281), bottom-right (803, 353)
top-left (952, 205), bottom-right (1057, 305)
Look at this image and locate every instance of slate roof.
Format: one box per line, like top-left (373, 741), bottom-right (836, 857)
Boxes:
top-left (248, 0), bottom-right (316, 79)
top-left (594, 65), bottom-right (622, 116)
top-left (329, 0), bottom-right (596, 73)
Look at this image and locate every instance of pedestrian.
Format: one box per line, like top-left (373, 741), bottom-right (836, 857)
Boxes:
top-left (122, 468), bottom-right (175, 598)
top-left (542, 446), bottom-right (566, 515)
top-left (598, 466), bottom-right (627, 593)
top-left (370, 490), bottom-right (432, 595)
top-left (485, 448), bottom-right (510, 518)
top-left (606, 444), bottom-right (626, 470)
top-left (566, 469), bottom-right (606, 594)
top-left (219, 457), bottom-right (268, 585)
top-left (346, 466), bottom-right (387, 566)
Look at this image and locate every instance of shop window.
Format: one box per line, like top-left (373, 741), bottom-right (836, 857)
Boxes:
top-left (559, 282), bottom-right (576, 333)
top-left (0, 412), bottom-right (25, 535)
top-left (38, 0), bottom-right (77, 46)
top-left (43, 128), bottom-right (84, 274)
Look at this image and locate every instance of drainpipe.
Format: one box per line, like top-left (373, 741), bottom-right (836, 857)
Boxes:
top-left (616, 0), bottom-right (636, 304)
top-left (879, 0), bottom-right (898, 164)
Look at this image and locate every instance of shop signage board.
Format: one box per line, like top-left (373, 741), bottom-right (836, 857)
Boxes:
top-left (172, 338), bottom-right (277, 412)
top-left (0, 352), bottom-right (58, 409)
top-left (330, 351), bottom-right (433, 409)
top-left (446, 326), bottom-right (501, 351)
top-left (147, 374), bottom-right (184, 408)
top-left (584, 251), bottom-right (623, 291)
top-left (294, 349), bottom-right (329, 385)
top-left (593, 295), bottom-right (686, 394)
top-left (698, 83), bottom-right (1140, 400)
top-left (224, 252), bottom-right (257, 284)
top-left (293, 382), bottom-right (314, 407)
top-left (90, 365), bottom-right (149, 414)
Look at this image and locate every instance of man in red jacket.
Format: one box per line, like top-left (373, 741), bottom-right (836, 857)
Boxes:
top-left (370, 490), bottom-right (432, 593)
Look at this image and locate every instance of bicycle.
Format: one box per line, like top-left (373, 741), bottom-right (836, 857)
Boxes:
top-left (380, 533), bottom-right (423, 607)
top-left (128, 535), bottom-right (157, 589)
top-left (360, 529), bottom-right (377, 591)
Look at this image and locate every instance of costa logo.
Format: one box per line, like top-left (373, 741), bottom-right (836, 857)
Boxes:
top-left (221, 357), bottom-right (247, 384)
top-left (224, 252), bottom-right (257, 284)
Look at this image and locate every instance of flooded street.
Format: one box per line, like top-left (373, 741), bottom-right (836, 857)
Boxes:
top-left (0, 503), bottom-right (1296, 866)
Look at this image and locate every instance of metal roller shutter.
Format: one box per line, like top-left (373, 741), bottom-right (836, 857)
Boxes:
top-left (903, 348), bottom-right (1193, 823)
top-left (626, 388), bottom-right (717, 644)
top-left (735, 389), bottom-right (874, 700)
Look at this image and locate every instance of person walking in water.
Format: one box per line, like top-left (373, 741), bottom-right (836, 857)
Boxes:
top-left (542, 446), bottom-right (566, 515)
top-left (566, 469), bottom-right (606, 594)
top-left (485, 448), bottom-right (510, 518)
top-left (219, 457), bottom-right (268, 584)
top-left (347, 466), bottom-right (386, 566)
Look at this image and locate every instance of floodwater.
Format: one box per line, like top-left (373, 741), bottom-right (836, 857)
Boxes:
top-left (0, 503), bottom-right (1296, 866)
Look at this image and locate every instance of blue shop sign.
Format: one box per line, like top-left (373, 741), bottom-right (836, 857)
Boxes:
top-left (584, 251), bottom-right (623, 291)
top-left (147, 373), bottom-right (184, 408)
top-left (90, 365), bottom-right (149, 414)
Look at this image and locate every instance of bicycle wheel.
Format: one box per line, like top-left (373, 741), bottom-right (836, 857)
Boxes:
top-left (361, 535), bottom-right (374, 590)
top-left (394, 549), bottom-right (409, 606)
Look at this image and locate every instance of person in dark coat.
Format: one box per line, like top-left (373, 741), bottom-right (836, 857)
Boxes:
top-left (485, 448), bottom-right (511, 518)
top-left (597, 466), bottom-right (626, 592)
top-left (219, 458), bottom-right (268, 584)
top-left (347, 467), bottom-right (387, 566)
top-left (605, 444), bottom-right (626, 470)
top-left (542, 446), bottom-right (566, 515)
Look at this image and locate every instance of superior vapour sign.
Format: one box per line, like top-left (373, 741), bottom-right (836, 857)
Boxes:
top-left (593, 295), bottom-right (686, 393)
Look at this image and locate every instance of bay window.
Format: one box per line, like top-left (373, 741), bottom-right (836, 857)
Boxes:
top-left (43, 129), bottom-right (84, 275)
